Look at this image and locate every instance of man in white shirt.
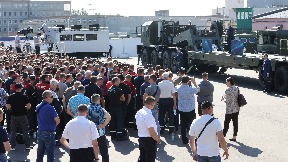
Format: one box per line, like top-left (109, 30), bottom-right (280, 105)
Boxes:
top-left (60, 104), bottom-right (100, 162)
top-left (15, 32), bottom-right (22, 53)
top-left (135, 96), bottom-right (160, 162)
top-left (33, 33), bottom-right (42, 55)
top-left (158, 72), bottom-right (176, 134)
top-left (189, 101), bottom-right (229, 162)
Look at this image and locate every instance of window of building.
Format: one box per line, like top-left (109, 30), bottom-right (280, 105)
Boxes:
top-left (4, 12), bottom-right (6, 16)
top-left (3, 20), bottom-right (6, 24)
top-left (14, 12), bottom-right (16, 16)
top-left (0, 28), bottom-right (1, 32)
top-left (20, 12), bottom-right (22, 16)
top-left (0, 20), bottom-right (1, 24)
top-left (60, 34), bottom-right (72, 41)
top-left (30, 12), bottom-right (32, 16)
top-left (15, 28), bottom-right (17, 31)
top-left (9, 12), bottom-right (11, 16)
top-left (25, 12), bottom-right (27, 16)
top-left (14, 20), bottom-right (17, 23)
top-left (3, 28), bottom-right (6, 32)
top-left (20, 20), bottom-right (23, 23)
top-left (86, 34), bottom-right (97, 41)
top-left (73, 34), bottom-right (85, 41)
top-left (9, 28), bottom-right (12, 32)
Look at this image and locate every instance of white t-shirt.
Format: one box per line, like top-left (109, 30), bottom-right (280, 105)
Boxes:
top-left (158, 80), bottom-right (176, 98)
top-left (135, 107), bottom-right (158, 137)
top-left (15, 35), bottom-right (20, 47)
top-left (62, 116), bottom-right (99, 149)
top-left (189, 115), bottom-right (222, 157)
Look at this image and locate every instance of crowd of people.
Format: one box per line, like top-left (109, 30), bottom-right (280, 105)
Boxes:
top-left (0, 43), bottom-right (247, 162)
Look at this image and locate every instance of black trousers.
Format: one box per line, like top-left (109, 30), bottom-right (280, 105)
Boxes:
top-left (5, 109), bottom-right (11, 132)
top-left (110, 107), bottom-right (124, 137)
top-left (198, 103), bottom-right (203, 116)
top-left (180, 110), bottom-right (196, 142)
top-left (35, 46), bottom-right (40, 54)
top-left (264, 77), bottom-right (272, 93)
top-left (159, 98), bottom-right (174, 132)
top-left (70, 147), bottom-right (94, 162)
top-left (138, 137), bottom-right (157, 162)
top-left (98, 135), bottom-right (109, 162)
top-left (223, 112), bottom-right (239, 137)
top-left (135, 95), bottom-right (143, 111)
top-left (126, 96), bottom-right (135, 126)
top-left (16, 47), bottom-right (22, 53)
top-left (27, 105), bottom-right (37, 133)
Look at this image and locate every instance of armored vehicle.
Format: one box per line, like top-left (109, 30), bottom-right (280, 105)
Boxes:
top-left (138, 20), bottom-right (288, 94)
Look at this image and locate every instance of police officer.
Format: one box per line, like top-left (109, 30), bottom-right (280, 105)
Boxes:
top-left (108, 77), bottom-right (128, 141)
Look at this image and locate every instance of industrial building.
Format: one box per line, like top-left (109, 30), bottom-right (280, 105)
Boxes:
top-left (0, 0), bottom-right (71, 35)
top-left (247, 0), bottom-right (288, 8)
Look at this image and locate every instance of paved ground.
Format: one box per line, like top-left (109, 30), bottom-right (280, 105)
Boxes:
top-left (5, 57), bottom-right (288, 162)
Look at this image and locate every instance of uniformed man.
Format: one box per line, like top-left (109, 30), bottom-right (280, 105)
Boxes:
top-left (262, 53), bottom-right (272, 93)
top-left (108, 77), bottom-right (127, 141)
top-left (135, 96), bottom-right (160, 162)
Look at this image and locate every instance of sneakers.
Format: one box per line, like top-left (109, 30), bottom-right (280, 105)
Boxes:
top-left (25, 147), bottom-right (31, 150)
top-left (11, 147), bottom-right (15, 151)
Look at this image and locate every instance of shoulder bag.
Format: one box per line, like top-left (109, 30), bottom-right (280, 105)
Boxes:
top-left (195, 117), bottom-right (216, 144)
top-left (237, 88), bottom-right (247, 107)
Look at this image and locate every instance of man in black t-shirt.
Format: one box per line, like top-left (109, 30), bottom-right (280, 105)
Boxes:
top-left (84, 76), bottom-right (102, 100)
top-left (107, 77), bottom-right (128, 141)
top-left (117, 74), bottom-right (131, 128)
top-left (6, 83), bottom-right (31, 150)
top-left (0, 109), bottom-right (11, 161)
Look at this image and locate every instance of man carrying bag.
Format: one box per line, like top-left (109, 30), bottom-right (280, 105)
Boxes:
top-left (189, 101), bottom-right (229, 162)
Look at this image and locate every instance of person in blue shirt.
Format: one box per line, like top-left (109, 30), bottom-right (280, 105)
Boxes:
top-left (36, 90), bottom-right (60, 162)
top-left (262, 53), bottom-right (272, 93)
top-left (67, 85), bottom-right (90, 118)
top-left (134, 68), bottom-right (145, 111)
top-left (88, 94), bottom-right (111, 162)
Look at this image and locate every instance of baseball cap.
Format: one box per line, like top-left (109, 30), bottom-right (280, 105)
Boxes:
top-left (201, 101), bottom-right (214, 109)
top-left (15, 83), bottom-right (23, 89)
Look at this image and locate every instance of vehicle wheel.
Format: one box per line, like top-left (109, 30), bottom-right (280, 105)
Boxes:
top-left (151, 49), bottom-right (158, 67)
top-left (274, 66), bottom-right (288, 94)
top-left (162, 50), bottom-right (170, 70)
top-left (171, 50), bottom-right (178, 73)
top-left (142, 49), bottom-right (148, 67)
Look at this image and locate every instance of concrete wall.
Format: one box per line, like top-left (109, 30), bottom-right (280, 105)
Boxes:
top-left (252, 18), bottom-right (288, 31)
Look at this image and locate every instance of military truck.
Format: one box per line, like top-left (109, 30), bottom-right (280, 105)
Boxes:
top-left (137, 20), bottom-right (288, 94)
top-left (138, 20), bottom-right (223, 73)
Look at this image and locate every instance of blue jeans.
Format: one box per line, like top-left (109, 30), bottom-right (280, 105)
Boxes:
top-left (0, 153), bottom-right (7, 162)
top-left (36, 131), bottom-right (55, 162)
top-left (151, 109), bottom-right (160, 137)
top-left (197, 155), bottom-right (221, 162)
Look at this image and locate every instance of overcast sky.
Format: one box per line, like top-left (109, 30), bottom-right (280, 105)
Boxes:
top-left (34, 0), bottom-right (227, 16)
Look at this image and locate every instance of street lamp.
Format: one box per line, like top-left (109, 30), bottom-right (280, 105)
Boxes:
top-left (222, 7), bottom-right (225, 18)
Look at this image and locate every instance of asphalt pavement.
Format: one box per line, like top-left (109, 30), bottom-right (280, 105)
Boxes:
top-left (5, 57), bottom-right (288, 162)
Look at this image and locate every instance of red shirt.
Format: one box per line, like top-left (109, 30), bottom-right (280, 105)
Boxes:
top-left (106, 81), bottom-right (113, 90)
top-left (35, 82), bottom-right (50, 91)
top-left (124, 81), bottom-right (135, 96)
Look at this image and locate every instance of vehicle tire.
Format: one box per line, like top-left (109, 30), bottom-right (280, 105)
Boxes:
top-left (170, 50), bottom-right (178, 73)
top-left (274, 66), bottom-right (288, 94)
top-left (162, 50), bottom-right (170, 70)
top-left (151, 49), bottom-right (158, 67)
top-left (142, 48), bottom-right (148, 68)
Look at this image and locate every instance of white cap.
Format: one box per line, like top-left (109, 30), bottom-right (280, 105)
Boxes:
top-left (163, 72), bottom-right (170, 78)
